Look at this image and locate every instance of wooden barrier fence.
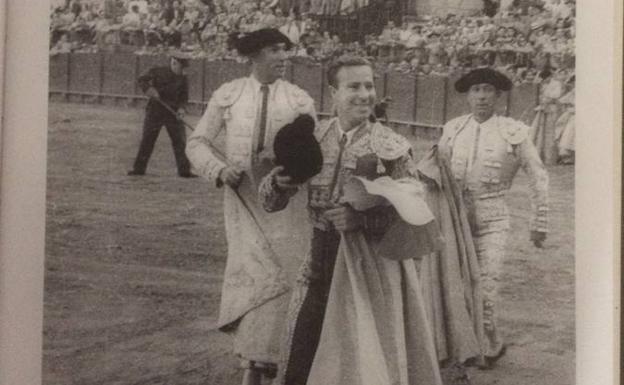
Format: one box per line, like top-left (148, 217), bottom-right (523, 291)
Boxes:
top-left (49, 53), bottom-right (548, 159)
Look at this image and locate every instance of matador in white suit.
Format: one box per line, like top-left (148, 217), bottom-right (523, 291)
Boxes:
top-left (185, 28), bottom-right (316, 385)
top-left (438, 67), bottom-right (548, 369)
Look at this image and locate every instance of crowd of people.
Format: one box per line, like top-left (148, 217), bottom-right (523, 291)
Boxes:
top-left (50, 0), bottom-right (575, 84)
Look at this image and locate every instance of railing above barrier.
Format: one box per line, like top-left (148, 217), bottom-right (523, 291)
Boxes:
top-left (48, 53), bottom-right (539, 128)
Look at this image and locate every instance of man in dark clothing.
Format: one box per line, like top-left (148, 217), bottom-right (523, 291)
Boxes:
top-left (128, 53), bottom-right (197, 177)
top-left (161, 3), bottom-right (175, 25)
top-left (483, 0), bottom-right (500, 17)
top-left (70, 0), bottom-right (82, 17)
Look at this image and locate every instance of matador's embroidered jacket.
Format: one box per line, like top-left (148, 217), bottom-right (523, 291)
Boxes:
top-left (260, 117), bottom-right (424, 235)
top-left (439, 114), bottom-right (548, 236)
top-left (185, 76), bottom-right (315, 360)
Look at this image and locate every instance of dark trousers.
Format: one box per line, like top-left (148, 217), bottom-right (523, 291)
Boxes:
top-left (131, 107), bottom-right (191, 175)
top-left (284, 228), bottom-right (341, 385)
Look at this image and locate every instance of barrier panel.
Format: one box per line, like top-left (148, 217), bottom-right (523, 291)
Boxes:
top-left (203, 60), bottom-right (225, 101)
top-left (222, 61), bottom-right (249, 83)
top-left (292, 63), bottom-right (324, 113)
top-left (508, 83), bottom-right (538, 122)
top-left (321, 82), bottom-right (332, 114)
top-left (68, 53), bottom-right (102, 94)
top-left (444, 74), bottom-right (466, 121)
top-left (385, 72), bottom-right (416, 122)
top-left (187, 59), bottom-right (204, 103)
top-left (415, 75), bottom-right (446, 126)
top-left (375, 71), bottom-right (386, 98)
top-left (49, 53), bottom-right (69, 92)
top-left (285, 64), bottom-right (295, 83)
top-left (48, 53), bottom-right (540, 129)
top-left (101, 52), bottom-right (137, 96)
top-left (496, 90), bottom-right (510, 116)
top-left (203, 60), bottom-right (249, 101)
top-left (137, 54), bottom-right (170, 73)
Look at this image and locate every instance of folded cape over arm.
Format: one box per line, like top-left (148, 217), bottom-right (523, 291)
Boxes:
top-left (416, 146), bottom-right (486, 366)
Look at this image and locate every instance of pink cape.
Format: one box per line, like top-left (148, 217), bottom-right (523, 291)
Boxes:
top-left (416, 148), bottom-right (485, 366)
top-left (306, 229), bottom-right (442, 385)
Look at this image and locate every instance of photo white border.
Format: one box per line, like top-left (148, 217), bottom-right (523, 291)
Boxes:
top-left (575, 0), bottom-right (621, 384)
top-left (0, 0), bottom-right (620, 384)
top-left (0, 1), bottom-right (48, 384)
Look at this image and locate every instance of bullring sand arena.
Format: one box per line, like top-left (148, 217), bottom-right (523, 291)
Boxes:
top-left (44, 101), bottom-right (574, 385)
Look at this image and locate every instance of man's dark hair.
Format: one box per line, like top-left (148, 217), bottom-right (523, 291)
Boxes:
top-left (326, 56), bottom-right (372, 88)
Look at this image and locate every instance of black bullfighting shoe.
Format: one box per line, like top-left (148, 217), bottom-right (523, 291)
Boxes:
top-left (479, 344), bottom-right (508, 370)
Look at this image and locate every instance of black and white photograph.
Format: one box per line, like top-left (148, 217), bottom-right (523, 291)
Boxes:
top-left (0, 0), bottom-right (620, 385)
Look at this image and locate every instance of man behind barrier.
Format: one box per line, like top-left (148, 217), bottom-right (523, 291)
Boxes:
top-left (128, 52), bottom-right (197, 178)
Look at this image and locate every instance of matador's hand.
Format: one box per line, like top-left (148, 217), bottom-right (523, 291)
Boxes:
top-left (270, 166), bottom-right (301, 191)
top-left (530, 230), bottom-right (546, 248)
top-left (324, 205), bottom-right (364, 232)
top-left (219, 166), bottom-right (244, 188)
top-left (145, 87), bottom-right (159, 99)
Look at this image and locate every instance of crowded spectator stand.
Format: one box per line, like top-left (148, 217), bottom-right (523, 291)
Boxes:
top-left (529, 69), bottom-right (575, 164)
top-left (49, 0), bottom-right (575, 164)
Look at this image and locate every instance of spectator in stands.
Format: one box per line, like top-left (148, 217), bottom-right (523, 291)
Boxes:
top-left (548, 0), bottom-right (573, 20)
top-left (480, 16), bottom-right (497, 35)
top-left (404, 24), bottom-right (424, 48)
top-left (71, 10), bottom-right (95, 47)
top-left (448, 36), bottom-right (466, 68)
top-left (259, 6), bottom-right (278, 28)
top-left (380, 21), bottom-right (400, 42)
top-left (514, 33), bottom-right (534, 67)
top-left (200, 18), bottom-right (217, 46)
top-left (50, 33), bottom-right (74, 55)
top-left (279, 13), bottom-right (302, 45)
top-left (398, 21), bottom-right (411, 42)
top-left (419, 62), bottom-right (432, 75)
top-left (70, 0), bottom-right (82, 18)
top-left (49, 0), bottom-right (575, 86)
top-left (123, 5), bottom-right (142, 28)
top-left (161, 2), bottom-right (175, 25)
top-left (104, 0), bottom-right (118, 19)
top-left (554, 74), bottom-right (574, 164)
top-left (483, 0), bottom-right (500, 17)
top-left (144, 16), bottom-right (166, 47)
top-left (185, 3), bottom-right (201, 23)
top-left (427, 33), bottom-right (447, 67)
top-left (274, 7), bottom-right (286, 26)
top-left (128, 0), bottom-right (149, 14)
top-left (172, 1), bottom-right (186, 24)
top-left (178, 18), bottom-right (195, 46)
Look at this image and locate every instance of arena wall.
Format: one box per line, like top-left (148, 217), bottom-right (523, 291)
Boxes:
top-left (409, 0), bottom-right (483, 16)
top-left (49, 53), bottom-right (539, 127)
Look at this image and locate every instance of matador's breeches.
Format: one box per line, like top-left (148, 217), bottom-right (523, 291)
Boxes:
top-left (474, 230), bottom-right (508, 358)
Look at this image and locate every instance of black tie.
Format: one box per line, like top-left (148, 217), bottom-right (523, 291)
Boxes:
top-left (329, 133), bottom-right (348, 201)
top-left (257, 84), bottom-right (270, 153)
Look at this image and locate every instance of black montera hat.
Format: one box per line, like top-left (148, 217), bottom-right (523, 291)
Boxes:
top-left (229, 28), bottom-right (293, 56)
top-left (170, 51), bottom-right (191, 67)
top-left (273, 114), bottom-right (323, 184)
top-left (454, 67), bottom-right (512, 93)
